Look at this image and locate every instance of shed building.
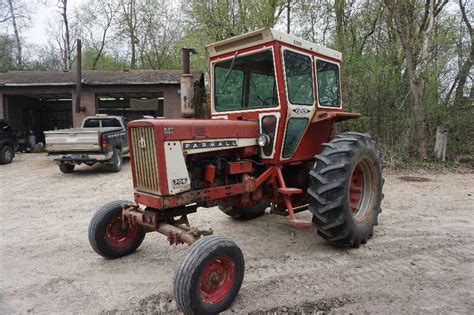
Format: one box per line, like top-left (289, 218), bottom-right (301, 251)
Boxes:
top-left (0, 70), bottom-right (203, 145)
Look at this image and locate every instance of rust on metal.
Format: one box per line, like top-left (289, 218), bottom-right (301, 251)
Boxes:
top-left (311, 111), bottom-right (361, 123)
top-left (227, 160), bottom-right (253, 175)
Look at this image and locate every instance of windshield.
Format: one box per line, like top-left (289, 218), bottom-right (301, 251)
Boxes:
top-left (214, 50), bottom-right (278, 112)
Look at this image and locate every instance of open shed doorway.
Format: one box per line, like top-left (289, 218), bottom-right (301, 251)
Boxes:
top-left (97, 92), bottom-right (164, 121)
top-left (5, 94), bottom-right (73, 150)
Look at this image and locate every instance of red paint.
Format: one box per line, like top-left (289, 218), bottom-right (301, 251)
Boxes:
top-left (105, 215), bottom-right (139, 248)
top-left (199, 256), bottom-right (236, 304)
top-left (204, 164), bottom-right (216, 182)
top-left (208, 40), bottom-right (353, 164)
top-left (350, 165), bottom-right (363, 214)
top-left (227, 161), bottom-right (253, 175)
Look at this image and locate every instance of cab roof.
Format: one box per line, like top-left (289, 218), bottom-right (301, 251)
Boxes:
top-left (206, 28), bottom-right (342, 61)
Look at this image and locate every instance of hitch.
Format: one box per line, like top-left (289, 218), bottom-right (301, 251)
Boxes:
top-left (122, 204), bottom-right (213, 245)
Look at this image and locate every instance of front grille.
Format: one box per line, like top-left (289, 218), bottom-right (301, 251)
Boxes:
top-left (130, 126), bottom-right (160, 195)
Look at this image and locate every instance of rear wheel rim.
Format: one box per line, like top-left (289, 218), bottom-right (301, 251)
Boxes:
top-left (105, 215), bottom-right (138, 248)
top-left (349, 158), bottom-right (376, 222)
top-left (199, 256), bottom-right (236, 304)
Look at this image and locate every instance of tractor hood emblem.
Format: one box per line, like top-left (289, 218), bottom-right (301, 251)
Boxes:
top-left (139, 137), bottom-right (147, 149)
top-left (293, 107), bottom-right (311, 115)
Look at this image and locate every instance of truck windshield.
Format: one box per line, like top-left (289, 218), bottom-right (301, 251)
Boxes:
top-left (214, 50), bottom-right (277, 112)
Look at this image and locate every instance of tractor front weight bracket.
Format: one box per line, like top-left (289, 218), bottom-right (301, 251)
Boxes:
top-left (122, 204), bottom-right (213, 246)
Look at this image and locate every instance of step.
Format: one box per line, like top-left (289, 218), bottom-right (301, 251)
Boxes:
top-left (278, 187), bottom-right (303, 195)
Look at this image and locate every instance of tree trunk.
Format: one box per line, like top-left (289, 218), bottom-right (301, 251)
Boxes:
top-left (454, 0), bottom-right (473, 107)
top-left (434, 125), bottom-right (448, 161)
top-left (7, 0), bottom-right (22, 69)
top-left (59, 0), bottom-right (71, 70)
top-left (334, 0), bottom-right (346, 52)
top-left (286, 0), bottom-right (291, 33)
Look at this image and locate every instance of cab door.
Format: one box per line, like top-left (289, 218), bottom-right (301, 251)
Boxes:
top-left (280, 48), bottom-right (316, 160)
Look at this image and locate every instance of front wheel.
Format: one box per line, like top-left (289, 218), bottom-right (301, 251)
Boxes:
top-left (173, 236), bottom-right (244, 314)
top-left (88, 200), bottom-right (146, 258)
top-left (308, 132), bottom-right (383, 247)
top-left (0, 146), bottom-right (13, 164)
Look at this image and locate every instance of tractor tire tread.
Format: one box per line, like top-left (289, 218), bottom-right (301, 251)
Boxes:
top-left (88, 200), bottom-right (145, 259)
top-left (309, 132), bottom-right (383, 247)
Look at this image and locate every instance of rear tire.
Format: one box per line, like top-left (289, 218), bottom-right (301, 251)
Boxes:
top-left (59, 163), bottom-right (75, 173)
top-left (105, 149), bottom-right (122, 172)
top-left (218, 201), bottom-right (268, 220)
top-left (0, 146), bottom-right (13, 164)
top-left (88, 200), bottom-right (146, 259)
top-left (173, 236), bottom-right (244, 314)
top-left (308, 132), bottom-right (383, 247)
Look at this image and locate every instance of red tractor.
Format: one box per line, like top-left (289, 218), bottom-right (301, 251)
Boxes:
top-left (88, 28), bottom-right (383, 314)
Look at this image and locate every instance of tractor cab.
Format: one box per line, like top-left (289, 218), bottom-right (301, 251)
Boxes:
top-left (207, 28), bottom-right (358, 163)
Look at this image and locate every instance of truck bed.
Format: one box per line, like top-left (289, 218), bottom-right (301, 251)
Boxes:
top-left (45, 127), bottom-right (122, 153)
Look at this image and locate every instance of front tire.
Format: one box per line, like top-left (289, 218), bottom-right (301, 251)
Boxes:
top-left (173, 236), bottom-right (245, 314)
top-left (0, 146), bottom-right (13, 164)
top-left (88, 200), bottom-right (146, 258)
top-left (308, 132), bottom-right (383, 247)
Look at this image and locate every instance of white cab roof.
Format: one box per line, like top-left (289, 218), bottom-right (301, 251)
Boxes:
top-left (206, 28), bottom-right (342, 61)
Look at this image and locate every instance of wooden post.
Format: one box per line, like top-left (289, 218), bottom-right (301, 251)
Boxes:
top-left (434, 125), bottom-right (447, 161)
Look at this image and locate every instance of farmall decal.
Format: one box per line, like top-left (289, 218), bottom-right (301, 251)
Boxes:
top-left (183, 140), bottom-right (237, 150)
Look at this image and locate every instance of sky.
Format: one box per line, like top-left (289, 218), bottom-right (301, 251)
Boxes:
top-left (24, 0), bottom-right (85, 46)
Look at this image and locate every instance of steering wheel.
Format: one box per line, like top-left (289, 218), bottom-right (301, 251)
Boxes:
top-left (261, 96), bottom-right (276, 106)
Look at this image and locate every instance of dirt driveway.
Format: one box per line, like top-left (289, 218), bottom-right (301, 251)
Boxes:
top-left (0, 154), bottom-right (473, 314)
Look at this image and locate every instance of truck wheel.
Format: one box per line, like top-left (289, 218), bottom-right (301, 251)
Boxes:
top-left (174, 236), bottom-right (244, 314)
top-left (308, 132), bottom-right (383, 247)
top-left (88, 200), bottom-right (145, 259)
top-left (0, 146), bottom-right (13, 164)
top-left (59, 163), bottom-right (75, 173)
top-left (218, 201), bottom-right (268, 220)
top-left (106, 149), bottom-right (122, 172)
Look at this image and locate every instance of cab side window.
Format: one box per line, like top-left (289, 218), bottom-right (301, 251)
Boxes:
top-left (283, 50), bottom-right (314, 106)
top-left (316, 60), bottom-right (341, 107)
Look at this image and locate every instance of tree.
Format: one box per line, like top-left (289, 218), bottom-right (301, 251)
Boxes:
top-left (0, 35), bottom-right (16, 70)
top-left (383, 0), bottom-right (448, 159)
top-left (187, 0), bottom-right (286, 42)
top-left (118, 0), bottom-right (139, 69)
top-left (75, 0), bottom-right (120, 70)
top-left (453, 0), bottom-right (473, 107)
top-left (56, 0), bottom-right (73, 69)
top-left (0, 0), bottom-right (31, 69)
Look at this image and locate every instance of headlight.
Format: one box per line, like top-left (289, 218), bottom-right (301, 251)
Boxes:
top-left (257, 134), bottom-right (271, 147)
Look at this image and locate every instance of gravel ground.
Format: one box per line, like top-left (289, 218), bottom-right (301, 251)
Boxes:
top-left (0, 153), bottom-right (473, 314)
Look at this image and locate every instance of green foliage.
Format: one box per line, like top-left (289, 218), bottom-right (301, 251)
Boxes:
top-left (0, 35), bottom-right (15, 71)
top-left (81, 49), bottom-right (129, 70)
top-left (0, 0), bottom-right (471, 165)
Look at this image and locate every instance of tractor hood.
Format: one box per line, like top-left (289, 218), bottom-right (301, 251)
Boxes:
top-left (128, 118), bottom-right (259, 141)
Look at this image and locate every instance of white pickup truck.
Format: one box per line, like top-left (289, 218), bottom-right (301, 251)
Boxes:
top-left (44, 115), bottom-right (129, 173)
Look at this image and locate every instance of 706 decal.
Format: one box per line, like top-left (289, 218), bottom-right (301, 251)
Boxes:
top-left (172, 178), bottom-right (188, 187)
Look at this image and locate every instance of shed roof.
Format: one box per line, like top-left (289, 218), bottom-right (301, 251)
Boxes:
top-left (0, 69), bottom-right (203, 87)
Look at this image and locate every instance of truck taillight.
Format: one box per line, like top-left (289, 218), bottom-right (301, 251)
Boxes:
top-left (101, 137), bottom-right (109, 151)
